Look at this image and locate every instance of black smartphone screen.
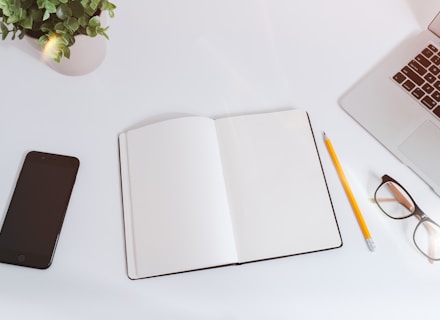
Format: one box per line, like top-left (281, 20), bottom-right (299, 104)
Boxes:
top-left (0, 151), bottom-right (79, 269)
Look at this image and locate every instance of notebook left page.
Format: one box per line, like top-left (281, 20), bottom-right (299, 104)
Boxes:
top-left (119, 117), bottom-right (237, 279)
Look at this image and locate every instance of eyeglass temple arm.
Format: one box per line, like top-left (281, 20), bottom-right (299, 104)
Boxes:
top-left (386, 182), bottom-right (414, 211)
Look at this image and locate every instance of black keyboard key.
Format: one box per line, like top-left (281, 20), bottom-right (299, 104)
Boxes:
top-left (434, 80), bottom-right (440, 91)
top-left (402, 66), bottom-right (424, 85)
top-left (416, 54), bottom-right (431, 67)
top-left (432, 91), bottom-right (440, 102)
top-left (422, 83), bottom-right (435, 94)
top-left (423, 47), bottom-right (435, 58)
top-left (409, 60), bottom-right (427, 75)
top-left (424, 72), bottom-right (436, 83)
top-left (432, 55), bottom-right (440, 65)
top-left (429, 65), bottom-right (440, 75)
top-left (412, 88), bottom-right (425, 99)
top-left (402, 80), bottom-right (416, 91)
top-left (421, 95), bottom-right (437, 109)
top-left (393, 72), bottom-right (406, 84)
top-left (434, 106), bottom-right (440, 118)
top-left (428, 44), bottom-right (438, 52)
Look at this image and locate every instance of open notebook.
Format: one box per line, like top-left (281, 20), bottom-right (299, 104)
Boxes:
top-left (118, 109), bottom-right (342, 279)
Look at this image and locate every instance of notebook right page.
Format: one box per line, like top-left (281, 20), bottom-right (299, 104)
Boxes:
top-left (215, 110), bottom-right (342, 263)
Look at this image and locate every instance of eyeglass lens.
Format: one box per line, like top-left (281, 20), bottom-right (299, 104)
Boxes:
top-left (375, 181), bottom-right (415, 218)
top-left (414, 220), bottom-right (440, 260)
top-left (376, 180), bottom-right (440, 260)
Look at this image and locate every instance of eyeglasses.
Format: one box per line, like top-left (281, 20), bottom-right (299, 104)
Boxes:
top-left (374, 174), bottom-right (440, 262)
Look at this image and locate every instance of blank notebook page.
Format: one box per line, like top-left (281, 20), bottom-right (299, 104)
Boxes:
top-left (121, 117), bottom-right (237, 278)
top-left (215, 110), bottom-right (341, 262)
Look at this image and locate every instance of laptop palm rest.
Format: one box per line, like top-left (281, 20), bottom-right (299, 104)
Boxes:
top-left (398, 121), bottom-right (440, 189)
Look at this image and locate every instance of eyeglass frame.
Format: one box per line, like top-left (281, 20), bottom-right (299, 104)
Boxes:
top-left (374, 174), bottom-right (440, 261)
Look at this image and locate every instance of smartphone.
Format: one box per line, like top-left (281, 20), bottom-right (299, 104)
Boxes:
top-left (0, 151), bottom-right (79, 269)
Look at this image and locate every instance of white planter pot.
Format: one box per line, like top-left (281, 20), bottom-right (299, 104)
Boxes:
top-left (25, 34), bottom-right (107, 76)
top-left (46, 34), bottom-right (107, 76)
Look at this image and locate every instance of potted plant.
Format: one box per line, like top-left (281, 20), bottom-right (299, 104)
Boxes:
top-left (0, 0), bottom-right (116, 62)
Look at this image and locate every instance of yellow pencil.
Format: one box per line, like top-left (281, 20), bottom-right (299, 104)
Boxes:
top-left (323, 132), bottom-right (375, 252)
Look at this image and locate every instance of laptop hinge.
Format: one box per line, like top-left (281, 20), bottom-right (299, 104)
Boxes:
top-left (429, 12), bottom-right (440, 38)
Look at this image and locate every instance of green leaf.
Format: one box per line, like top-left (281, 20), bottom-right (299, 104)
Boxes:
top-left (30, 9), bottom-right (44, 22)
top-left (20, 15), bottom-right (33, 29)
top-left (53, 52), bottom-right (62, 63)
top-left (69, 1), bottom-right (84, 18)
top-left (1, 22), bottom-right (9, 40)
top-left (80, 0), bottom-right (89, 7)
top-left (44, 2), bottom-right (57, 13)
top-left (64, 17), bottom-right (79, 33)
top-left (90, 0), bottom-right (99, 11)
top-left (43, 9), bottom-right (50, 21)
top-left (62, 45), bottom-right (70, 59)
top-left (21, 0), bottom-right (34, 10)
top-left (86, 25), bottom-right (97, 37)
top-left (98, 27), bottom-right (109, 40)
top-left (54, 21), bottom-right (66, 33)
top-left (88, 15), bottom-right (100, 28)
top-left (65, 32), bottom-right (75, 45)
top-left (106, 3), bottom-right (116, 18)
top-left (56, 3), bottom-right (72, 20)
top-left (17, 29), bottom-right (25, 39)
top-left (6, 8), bottom-right (25, 24)
top-left (37, 0), bottom-right (45, 9)
top-left (78, 16), bottom-right (86, 27)
top-left (84, 6), bottom-right (96, 16)
top-left (38, 34), bottom-right (50, 46)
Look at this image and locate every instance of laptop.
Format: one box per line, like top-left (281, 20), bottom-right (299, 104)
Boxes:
top-left (340, 11), bottom-right (440, 196)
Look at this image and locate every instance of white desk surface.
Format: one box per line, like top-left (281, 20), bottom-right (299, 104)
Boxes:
top-left (2, 1), bottom-right (440, 319)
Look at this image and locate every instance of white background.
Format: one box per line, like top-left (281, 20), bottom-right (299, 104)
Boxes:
top-left (1, 0), bottom-right (440, 319)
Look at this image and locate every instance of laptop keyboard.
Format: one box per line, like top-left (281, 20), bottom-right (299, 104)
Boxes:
top-left (393, 44), bottom-right (440, 119)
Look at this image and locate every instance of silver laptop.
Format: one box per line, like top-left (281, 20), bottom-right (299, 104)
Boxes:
top-left (340, 11), bottom-right (440, 196)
